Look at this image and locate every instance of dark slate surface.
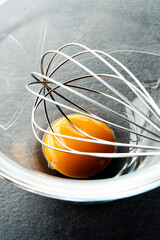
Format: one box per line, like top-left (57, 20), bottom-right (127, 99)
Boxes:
top-left (0, 178), bottom-right (160, 240)
top-left (0, 0), bottom-right (160, 239)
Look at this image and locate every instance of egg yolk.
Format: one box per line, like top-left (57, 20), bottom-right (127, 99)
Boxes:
top-left (43, 114), bottom-right (115, 178)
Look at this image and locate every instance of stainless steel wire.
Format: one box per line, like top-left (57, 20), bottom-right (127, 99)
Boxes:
top-left (26, 43), bottom-right (160, 175)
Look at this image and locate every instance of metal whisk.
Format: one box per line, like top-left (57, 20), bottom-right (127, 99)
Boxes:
top-left (26, 43), bottom-right (160, 176)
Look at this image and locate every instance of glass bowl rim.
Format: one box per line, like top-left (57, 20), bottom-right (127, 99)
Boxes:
top-left (0, 151), bottom-right (160, 202)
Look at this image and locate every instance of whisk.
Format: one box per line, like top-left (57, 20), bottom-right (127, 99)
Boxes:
top-left (26, 43), bottom-right (160, 176)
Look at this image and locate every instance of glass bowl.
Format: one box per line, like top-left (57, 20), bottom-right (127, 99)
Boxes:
top-left (0, 0), bottom-right (160, 202)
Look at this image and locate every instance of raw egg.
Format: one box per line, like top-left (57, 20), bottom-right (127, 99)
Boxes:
top-left (43, 114), bottom-right (115, 178)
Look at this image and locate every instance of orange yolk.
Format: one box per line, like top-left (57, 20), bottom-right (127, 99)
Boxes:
top-left (43, 114), bottom-right (115, 178)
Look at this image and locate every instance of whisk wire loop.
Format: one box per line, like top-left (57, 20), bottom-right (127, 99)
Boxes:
top-left (27, 43), bottom-right (160, 162)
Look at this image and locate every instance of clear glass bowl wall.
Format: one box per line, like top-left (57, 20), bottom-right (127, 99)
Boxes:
top-left (0, 0), bottom-right (160, 202)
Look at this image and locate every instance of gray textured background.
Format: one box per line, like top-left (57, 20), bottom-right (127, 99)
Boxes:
top-left (0, 0), bottom-right (160, 239)
top-left (0, 179), bottom-right (160, 240)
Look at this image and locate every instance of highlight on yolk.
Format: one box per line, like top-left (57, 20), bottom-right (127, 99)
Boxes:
top-left (43, 114), bottom-right (115, 178)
